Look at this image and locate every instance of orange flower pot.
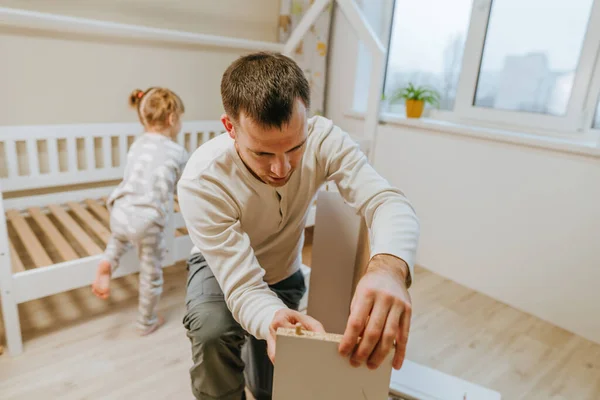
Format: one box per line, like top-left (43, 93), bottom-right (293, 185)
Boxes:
top-left (405, 99), bottom-right (424, 118)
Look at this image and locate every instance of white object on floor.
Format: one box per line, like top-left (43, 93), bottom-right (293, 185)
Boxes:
top-left (389, 360), bottom-right (502, 400)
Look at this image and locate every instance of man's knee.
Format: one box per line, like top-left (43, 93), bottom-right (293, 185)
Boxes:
top-left (184, 301), bottom-right (243, 342)
top-left (184, 301), bottom-right (247, 399)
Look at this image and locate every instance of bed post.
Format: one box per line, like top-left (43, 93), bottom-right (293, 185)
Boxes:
top-left (0, 184), bottom-right (24, 356)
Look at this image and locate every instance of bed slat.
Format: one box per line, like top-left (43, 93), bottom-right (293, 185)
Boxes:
top-left (84, 199), bottom-right (110, 225)
top-left (119, 135), bottom-right (127, 167)
top-left (201, 131), bottom-right (210, 145)
top-left (47, 204), bottom-right (102, 256)
top-left (28, 207), bottom-right (79, 262)
top-left (67, 137), bottom-right (78, 172)
top-left (6, 210), bottom-right (53, 267)
top-left (47, 138), bottom-right (59, 174)
top-left (67, 202), bottom-right (111, 244)
top-left (5, 140), bottom-right (19, 178)
top-left (102, 136), bottom-right (112, 169)
top-left (85, 137), bottom-right (95, 170)
top-left (8, 240), bottom-right (25, 273)
top-left (26, 139), bottom-right (40, 177)
top-left (188, 132), bottom-right (197, 151)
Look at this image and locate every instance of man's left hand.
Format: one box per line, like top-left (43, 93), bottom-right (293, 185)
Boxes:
top-left (338, 254), bottom-right (412, 370)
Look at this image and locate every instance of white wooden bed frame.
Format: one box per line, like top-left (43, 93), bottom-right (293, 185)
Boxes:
top-left (0, 120), bottom-right (317, 358)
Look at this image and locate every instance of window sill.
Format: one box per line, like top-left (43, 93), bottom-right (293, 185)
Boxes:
top-left (344, 110), bottom-right (600, 159)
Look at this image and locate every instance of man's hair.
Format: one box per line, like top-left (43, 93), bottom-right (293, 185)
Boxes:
top-left (221, 52), bottom-right (310, 129)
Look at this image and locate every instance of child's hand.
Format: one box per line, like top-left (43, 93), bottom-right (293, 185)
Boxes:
top-left (266, 309), bottom-right (325, 363)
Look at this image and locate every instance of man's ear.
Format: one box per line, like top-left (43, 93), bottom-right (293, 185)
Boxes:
top-left (221, 114), bottom-right (236, 139)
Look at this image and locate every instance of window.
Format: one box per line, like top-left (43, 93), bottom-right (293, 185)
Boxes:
top-left (383, 0), bottom-right (473, 112)
top-left (360, 0), bottom-right (600, 139)
top-left (352, 0), bottom-right (395, 114)
top-left (474, 0), bottom-right (594, 116)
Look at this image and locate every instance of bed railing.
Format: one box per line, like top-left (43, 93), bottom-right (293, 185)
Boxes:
top-left (0, 121), bottom-right (224, 193)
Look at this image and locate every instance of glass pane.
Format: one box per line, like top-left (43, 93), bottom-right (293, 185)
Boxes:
top-left (384, 0), bottom-right (473, 112)
top-left (474, 0), bottom-right (594, 116)
top-left (353, 0), bottom-right (396, 113)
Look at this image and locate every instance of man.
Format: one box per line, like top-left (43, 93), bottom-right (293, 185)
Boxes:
top-left (177, 52), bottom-right (419, 400)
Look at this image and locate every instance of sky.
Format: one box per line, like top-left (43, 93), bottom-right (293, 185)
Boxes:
top-left (387, 0), bottom-right (594, 74)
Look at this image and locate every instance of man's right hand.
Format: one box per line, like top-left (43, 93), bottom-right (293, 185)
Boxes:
top-left (267, 309), bottom-right (325, 363)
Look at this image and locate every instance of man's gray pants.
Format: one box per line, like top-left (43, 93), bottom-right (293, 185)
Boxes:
top-left (183, 253), bottom-right (306, 400)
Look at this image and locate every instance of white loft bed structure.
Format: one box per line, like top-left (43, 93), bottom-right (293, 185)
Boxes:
top-left (0, 3), bottom-right (500, 399)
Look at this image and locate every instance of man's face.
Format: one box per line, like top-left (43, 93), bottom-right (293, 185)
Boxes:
top-left (222, 99), bottom-right (308, 187)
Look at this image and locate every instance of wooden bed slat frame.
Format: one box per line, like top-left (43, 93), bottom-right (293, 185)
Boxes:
top-left (6, 195), bottom-right (190, 272)
top-left (67, 201), bottom-right (111, 245)
top-left (8, 240), bottom-right (25, 274)
top-left (47, 204), bottom-right (103, 256)
top-left (84, 199), bottom-right (110, 224)
top-left (6, 209), bottom-right (53, 267)
top-left (27, 206), bottom-right (79, 262)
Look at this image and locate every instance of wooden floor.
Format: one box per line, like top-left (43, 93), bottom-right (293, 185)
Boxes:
top-left (1, 237), bottom-right (599, 399)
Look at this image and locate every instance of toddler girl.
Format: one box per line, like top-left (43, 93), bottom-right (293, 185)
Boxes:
top-left (92, 87), bottom-right (188, 335)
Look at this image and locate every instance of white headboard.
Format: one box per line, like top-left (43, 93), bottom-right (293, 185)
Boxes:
top-left (0, 120), bottom-right (224, 193)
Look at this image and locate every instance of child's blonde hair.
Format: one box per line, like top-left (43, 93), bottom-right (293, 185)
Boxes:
top-left (129, 87), bottom-right (185, 129)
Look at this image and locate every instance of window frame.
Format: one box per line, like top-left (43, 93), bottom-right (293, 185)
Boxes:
top-left (354, 0), bottom-right (600, 143)
top-left (454, 0), bottom-right (600, 138)
top-left (582, 46), bottom-right (600, 138)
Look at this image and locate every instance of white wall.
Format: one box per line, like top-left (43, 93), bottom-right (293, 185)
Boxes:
top-left (326, 5), bottom-right (600, 344)
top-left (0, 0), bottom-right (279, 125)
top-left (0, 0), bottom-right (279, 40)
top-left (374, 124), bottom-right (600, 344)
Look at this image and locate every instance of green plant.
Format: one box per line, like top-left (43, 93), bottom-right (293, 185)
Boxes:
top-left (389, 83), bottom-right (440, 107)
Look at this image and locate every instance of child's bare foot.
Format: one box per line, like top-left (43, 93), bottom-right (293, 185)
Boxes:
top-left (92, 260), bottom-right (112, 300)
top-left (137, 315), bottom-right (165, 336)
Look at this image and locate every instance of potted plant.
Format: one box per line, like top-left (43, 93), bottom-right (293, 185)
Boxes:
top-left (389, 83), bottom-right (440, 118)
